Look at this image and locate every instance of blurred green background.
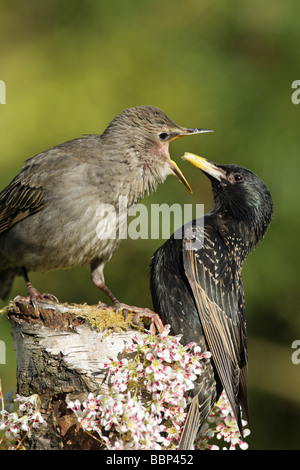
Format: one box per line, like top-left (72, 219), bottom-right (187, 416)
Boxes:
top-left (0, 0), bottom-right (299, 450)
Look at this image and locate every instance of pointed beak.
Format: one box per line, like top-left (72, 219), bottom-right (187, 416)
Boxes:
top-left (182, 153), bottom-right (226, 182)
top-left (170, 128), bottom-right (213, 142)
top-left (169, 160), bottom-right (193, 193)
top-left (167, 128), bottom-right (213, 193)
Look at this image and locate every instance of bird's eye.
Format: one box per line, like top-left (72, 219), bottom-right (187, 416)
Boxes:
top-left (159, 132), bottom-right (169, 140)
top-left (234, 173), bottom-right (244, 182)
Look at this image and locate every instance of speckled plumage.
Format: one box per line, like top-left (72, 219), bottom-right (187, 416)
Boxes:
top-left (150, 155), bottom-right (273, 449)
top-left (0, 106), bottom-right (211, 302)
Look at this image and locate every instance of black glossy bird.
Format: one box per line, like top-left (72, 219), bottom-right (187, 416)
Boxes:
top-left (150, 153), bottom-right (273, 449)
top-left (0, 106), bottom-right (212, 321)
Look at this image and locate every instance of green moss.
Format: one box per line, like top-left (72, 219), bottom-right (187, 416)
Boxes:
top-left (71, 303), bottom-right (144, 334)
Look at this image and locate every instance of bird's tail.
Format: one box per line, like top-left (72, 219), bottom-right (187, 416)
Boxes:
top-left (179, 364), bottom-right (250, 449)
top-left (178, 396), bottom-right (203, 450)
top-left (178, 360), bottom-right (221, 450)
top-left (0, 268), bottom-right (17, 300)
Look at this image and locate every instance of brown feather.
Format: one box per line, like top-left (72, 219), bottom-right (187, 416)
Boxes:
top-left (0, 181), bottom-right (46, 234)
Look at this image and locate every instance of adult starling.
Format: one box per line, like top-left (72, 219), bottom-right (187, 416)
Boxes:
top-left (150, 153), bottom-right (273, 449)
top-left (0, 106), bottom-right (212, 320)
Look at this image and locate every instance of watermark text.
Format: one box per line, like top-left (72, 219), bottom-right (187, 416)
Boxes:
top-left (0, 340), bottom-right (6, 364)
top-left (95, 197), bottom-right (204, 249)
top-left (291, 80), bottom-right (300, 104)
top-left (291, 340), bottom-right (300, 365)
top-left (0, 80), bottom-right (6, 104)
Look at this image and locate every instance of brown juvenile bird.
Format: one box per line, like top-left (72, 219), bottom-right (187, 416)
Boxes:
top-left (0, 105), bottom-right (212, 317)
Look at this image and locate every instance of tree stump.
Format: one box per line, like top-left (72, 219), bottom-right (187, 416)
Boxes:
top-left (7, 299), bottom-right (146, 450)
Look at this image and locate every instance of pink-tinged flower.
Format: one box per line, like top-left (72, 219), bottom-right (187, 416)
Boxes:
top-left (67, 328), bottom-right (250, 451)
top-left (0, 392), bottom-right (46, 448)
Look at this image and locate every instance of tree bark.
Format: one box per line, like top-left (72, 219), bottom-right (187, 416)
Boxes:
top-left (7, 299), bottom-right (145, 450)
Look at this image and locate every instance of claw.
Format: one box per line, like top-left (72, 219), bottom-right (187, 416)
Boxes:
top-left (16, 267), bottom-right (59, 308)
top-left (14, 291), bottom-right (59, 307)
top-left (132, 309), bottom-right (165, 335)
top-left (112, 302), bottom-right (165, 334)
top-left (41, 293), bottom-right (59, 303)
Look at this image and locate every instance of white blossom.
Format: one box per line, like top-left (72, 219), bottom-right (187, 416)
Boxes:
top-left (67, 326), bottom-right (250, 450)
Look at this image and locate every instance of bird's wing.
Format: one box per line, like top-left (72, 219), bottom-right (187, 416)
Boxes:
top-left (0, 177), bottom-right (46, 233)
top-left (182, 222), bottom-right (248, 432)
top-left (0, 136), bottom-right (100, 234)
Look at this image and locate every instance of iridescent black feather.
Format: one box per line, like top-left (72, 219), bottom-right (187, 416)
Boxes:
top-left (150, 161), bottom-right (273, 449)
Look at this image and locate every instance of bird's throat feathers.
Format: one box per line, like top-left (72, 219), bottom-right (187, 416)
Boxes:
top-left (137, 142), bottom-right (174, 195)
top-left (210, 175), bottom-right (273, 251)
top-left (211, 202), bottom-right (272, 256)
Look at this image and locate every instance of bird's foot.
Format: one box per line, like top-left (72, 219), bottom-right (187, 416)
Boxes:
top-left (113, 302), bottom-right (165, 335)
top-left (16, 268), bottom-right (59, 307)
top-left (14, 287), bottom-right (59, 308)
top-left (96, 301), bottom-right (110, 309)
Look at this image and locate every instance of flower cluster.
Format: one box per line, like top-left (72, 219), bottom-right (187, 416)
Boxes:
top-left (200, 391), bottom-right (250, 450)
top-left (68, 326), bottom-right (250, 450)
top-left (0, 393), bottom-right (46, 450)
top-left (68, 326), bottom-right (208, 449)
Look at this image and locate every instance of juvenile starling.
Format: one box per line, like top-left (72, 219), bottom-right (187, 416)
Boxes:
top-left (0, 106), bottom-right (212, 319)
top-left (150, 153), bottom-right (273, 449)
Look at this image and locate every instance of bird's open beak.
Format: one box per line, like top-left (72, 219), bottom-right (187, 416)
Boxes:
top-left (182, 153), bottom-right (226, 182)
top-left (170, 128), bottom-right (213, 142)
top-left (168, 129), bottom-right (213, 193)
top-left (169, 160), bottom-right (193, 193)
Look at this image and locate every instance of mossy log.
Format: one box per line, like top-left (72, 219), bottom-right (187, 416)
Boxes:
top-left (7, 299), bottom-right (146, 450)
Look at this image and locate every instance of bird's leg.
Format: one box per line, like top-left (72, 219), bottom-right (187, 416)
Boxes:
top-left (95, 280), bottom-right (165, 334)
top-left (95, 280), bottom-right (119, 305)
top-left (14, 267), bottom-right (59, 306)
